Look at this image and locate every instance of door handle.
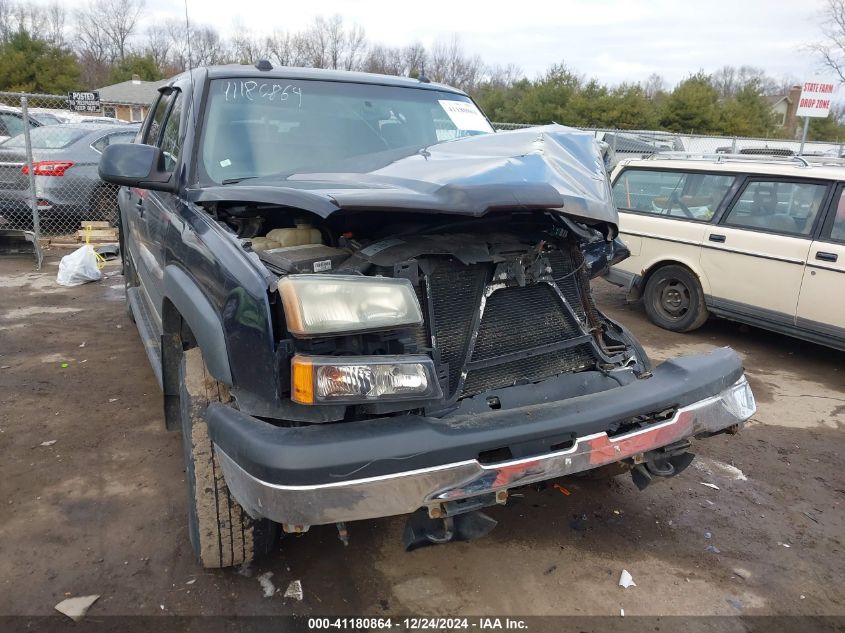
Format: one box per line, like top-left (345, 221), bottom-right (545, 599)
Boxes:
top-left (709, 234), bottom-right (726, 243)
top-left (816, 251), bottom-right (838, 263)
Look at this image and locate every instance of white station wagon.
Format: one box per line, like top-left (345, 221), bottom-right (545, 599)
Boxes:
top-left (606, 154), bottom-right (845, 350)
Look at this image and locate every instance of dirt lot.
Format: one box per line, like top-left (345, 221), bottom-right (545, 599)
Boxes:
top-left (1, 253), bottom-right (844, 622)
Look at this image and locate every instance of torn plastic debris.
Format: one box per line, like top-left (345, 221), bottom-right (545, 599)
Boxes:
top-left (257, 571), bottom-right (276, 598)
top-left (54, 595), bottom-right (100, 622)
top-left (284, 580), bottom-right (303, 601)
top-left (618, 570), bottom-right (636, 588)
top-left (57, 244), bottom-right (102, 287)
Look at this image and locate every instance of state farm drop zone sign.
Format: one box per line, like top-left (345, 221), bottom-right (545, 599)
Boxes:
top-left (796, 81), bottom-right (836, 118)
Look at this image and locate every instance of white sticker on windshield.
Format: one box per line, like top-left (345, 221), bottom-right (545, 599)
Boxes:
top-left (438, 100), bottom-right (493, 133)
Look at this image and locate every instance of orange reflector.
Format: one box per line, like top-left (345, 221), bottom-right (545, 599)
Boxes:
top-left (291, 356), bottom-right (314, 404)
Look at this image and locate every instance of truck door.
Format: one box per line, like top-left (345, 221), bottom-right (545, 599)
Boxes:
top-left (127, 91), bottom-right (176, 323)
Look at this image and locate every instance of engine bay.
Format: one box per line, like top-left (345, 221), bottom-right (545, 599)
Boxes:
top-left (203, 203), bottom-right (645, 421)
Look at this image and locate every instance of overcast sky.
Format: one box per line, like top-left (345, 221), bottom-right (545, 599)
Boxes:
top-left (143, 0), bottom-right (831, 88)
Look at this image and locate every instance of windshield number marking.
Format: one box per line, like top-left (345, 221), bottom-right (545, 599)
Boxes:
top-left (224, 81), bottom-right (302, 107)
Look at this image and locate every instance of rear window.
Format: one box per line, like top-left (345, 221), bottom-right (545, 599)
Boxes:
top-left (613, 168), bottom-right (735, 221)
top-left (723, 180), bottom-right (827, 237)
top-left (3, 126), bottom-right (87, 149)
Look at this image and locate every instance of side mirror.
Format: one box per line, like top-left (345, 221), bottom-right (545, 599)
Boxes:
top-left (98, 143), bottom-right (176, 192)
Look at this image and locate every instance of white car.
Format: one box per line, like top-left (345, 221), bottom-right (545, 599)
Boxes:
top-left (606, 154), bottom-right (845, 350)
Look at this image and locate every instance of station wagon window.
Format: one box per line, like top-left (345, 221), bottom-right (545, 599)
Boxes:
top-left (612, 169), bottom-right (735, 221)
top-left (722, 180), bottom-right (827, 237)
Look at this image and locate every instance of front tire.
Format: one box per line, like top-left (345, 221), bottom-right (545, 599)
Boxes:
top-left (643, 265), bottom-right (708, 332)
top-left (179, 347), bottom-right (278, 568)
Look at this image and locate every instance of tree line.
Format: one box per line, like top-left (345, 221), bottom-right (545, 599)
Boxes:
top-left (1, 0), bottom-right (844, 141)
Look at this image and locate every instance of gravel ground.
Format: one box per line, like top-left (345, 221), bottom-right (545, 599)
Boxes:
top-left (0, 254), bottom-right (843, 623)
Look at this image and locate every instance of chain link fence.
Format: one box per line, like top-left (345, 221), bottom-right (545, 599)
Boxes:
top-left (493, 122), bottom-right (845, 167)
top-left (0, 91), bottom-right (139, 243)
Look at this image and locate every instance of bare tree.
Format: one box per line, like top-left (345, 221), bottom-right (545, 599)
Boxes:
top-left (363, 44), bottom-right (405, 75)
top-left (230, 22), bottom-right (265, 64)
top-left (163, 18), bottom-right (189, 71)
top-left (192, 25), bottom-right (226, 66)
top-left (143, 23), bottom-right (171, 71)
top-left (342, 22), bottom-right (366, 70)
top-left (641, 73), bottom-right (666, 99)
top-left (74, 11), bottom-right (110, 64)
top-left (0, 0), bottom-right (13, 42)
top-left (101, 0), bottom-right (144, 61)
top-left (293, 15), bottom-right (368, 70)
top-left (712, 65), bottom-right (777, 97)
top-left (428, 36), bottom-right (485, 91)
top-left (266, 29), bottom-right (310, 67)
top-left (811, 0), bottom-right (845, 82)
top-left (299, 16), bottom-right (330, 68)
top-left (10, 1), bottom-right (47, 39)
top-left (403, 42), bottom-right (427, 77)
top-left (486, 63), bottom-right (523, 87)
top-left (74, 0), bottom-right (144, 63)
top-left (43, 1), bottom-right (66, 47)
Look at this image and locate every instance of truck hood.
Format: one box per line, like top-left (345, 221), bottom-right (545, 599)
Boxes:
top-left (186, 124), bottom-right (618, 232)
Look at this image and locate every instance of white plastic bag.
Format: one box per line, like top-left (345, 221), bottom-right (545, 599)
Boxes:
top-left (57, 244), bottom-right (102, 287)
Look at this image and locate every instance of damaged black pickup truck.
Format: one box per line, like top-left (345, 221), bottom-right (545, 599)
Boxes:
top-left (98, 63), bottom-right (755, 568)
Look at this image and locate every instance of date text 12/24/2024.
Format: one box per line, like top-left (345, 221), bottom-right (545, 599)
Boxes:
top-left (307, 618), bottom-right (529, 630)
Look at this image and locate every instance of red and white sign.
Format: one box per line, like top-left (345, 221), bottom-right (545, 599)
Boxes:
top-left (796, 80), bottom-right (836, 118)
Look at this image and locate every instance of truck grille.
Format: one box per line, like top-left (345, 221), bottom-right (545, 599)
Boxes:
top-left (425, 248), bottom-right (597, 400)
top-left (428, 260), bottom-right (487, 395)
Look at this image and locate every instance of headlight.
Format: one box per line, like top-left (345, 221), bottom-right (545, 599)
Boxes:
top-left (278, 275), bottom-right (423, 337)
top-left (292, 355), bottom-right (442, 404)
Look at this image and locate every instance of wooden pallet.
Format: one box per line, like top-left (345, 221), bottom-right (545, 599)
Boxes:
top-left (47, 222), bottom-right (118, 245)
top-left (75, 229), bottom-right (118, 243)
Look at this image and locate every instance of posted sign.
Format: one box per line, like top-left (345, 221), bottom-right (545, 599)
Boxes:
top-left (67, 91), bottom-right (101, 113)
top-left (796, 81), bottom-right (836, 118)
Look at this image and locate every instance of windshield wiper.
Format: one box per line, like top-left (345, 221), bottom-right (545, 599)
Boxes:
top-left (221, 176), bottom-right (258, 185)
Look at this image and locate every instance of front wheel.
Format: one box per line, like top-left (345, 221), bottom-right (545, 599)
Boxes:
top-left (643, 264), bottom-right (708, 332)
top-left (179, 347), bottom-right (278, 568)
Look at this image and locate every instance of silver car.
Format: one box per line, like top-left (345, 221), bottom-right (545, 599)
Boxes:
top-left (0, 124), bottom-right (138, 230)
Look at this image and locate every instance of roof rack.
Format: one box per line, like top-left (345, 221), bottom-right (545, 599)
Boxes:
top-left (644, 152), bottom-right (845, 169)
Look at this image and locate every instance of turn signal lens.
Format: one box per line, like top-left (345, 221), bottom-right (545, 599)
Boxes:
top-left (291, 355), bottom-right (441, 404)
top-left (292, 357), bottom-right (314, 404)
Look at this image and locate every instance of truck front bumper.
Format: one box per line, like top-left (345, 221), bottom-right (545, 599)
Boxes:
top-left (208, 348), bottom-right (755, 526)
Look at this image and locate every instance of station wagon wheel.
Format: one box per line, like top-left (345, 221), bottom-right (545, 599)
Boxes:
top-left (643, 264), bottom-right (708, 333)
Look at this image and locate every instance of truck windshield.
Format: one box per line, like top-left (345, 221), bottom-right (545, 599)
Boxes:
top-left (198, 78), bottom-right (493, 184)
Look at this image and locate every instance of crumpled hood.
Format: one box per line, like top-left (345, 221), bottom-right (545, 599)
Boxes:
top-left (186, 124), bottom-right (618, 231)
